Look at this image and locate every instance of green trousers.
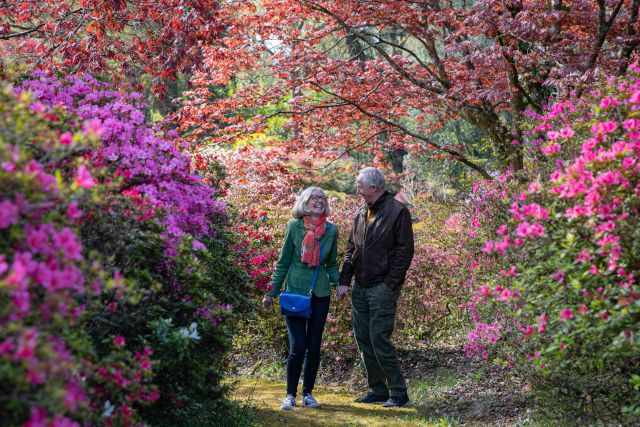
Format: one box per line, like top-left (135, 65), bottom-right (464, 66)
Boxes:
top-left (351, 282), bottom-right (407, 397)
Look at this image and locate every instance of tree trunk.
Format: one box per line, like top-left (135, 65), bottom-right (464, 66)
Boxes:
top-left (461, 105), bottom-right (523, 172)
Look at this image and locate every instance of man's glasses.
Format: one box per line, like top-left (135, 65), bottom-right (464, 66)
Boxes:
top-left (310, 195), bottom-right (327, 202)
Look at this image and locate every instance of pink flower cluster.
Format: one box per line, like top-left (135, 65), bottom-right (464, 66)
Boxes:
top-left (1, 81), bottom-right (159, 426)
top-left (472, 66), bottom-right (640, 370)
top-left (20, 73), bottom-right (227, 256)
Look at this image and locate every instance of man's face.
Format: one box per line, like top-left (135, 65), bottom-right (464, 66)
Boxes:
top-left (356, 175), bottom-right (377, 204)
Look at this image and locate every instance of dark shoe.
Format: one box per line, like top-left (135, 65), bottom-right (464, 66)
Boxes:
top-left (354, 392), bottom-right (389, 404)
top-left (382, 394), bottom-right (409, 408)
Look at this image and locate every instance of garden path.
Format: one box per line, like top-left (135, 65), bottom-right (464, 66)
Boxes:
top-left (230, 378), bottom-right (422, 426)
top-left (230, 346), bottom-right (530, 426)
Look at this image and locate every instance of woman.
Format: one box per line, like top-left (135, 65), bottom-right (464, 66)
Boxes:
top-left (262, 187), bottom-right (340, 410)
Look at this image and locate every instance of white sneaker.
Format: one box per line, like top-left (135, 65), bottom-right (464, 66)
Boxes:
top-left (280, 394), bottom-right (296, 410)
top-left (302, 393), bottom-right (320, 408)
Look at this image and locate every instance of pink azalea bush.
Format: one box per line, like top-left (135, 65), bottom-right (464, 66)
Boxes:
top-left (0, 85), bottom-right (156, 426)
top-left (398, 193), bottom-right (497, 344)
top-left (20, 72), bottom-right (226, 257)
top-left (1, 74), bottom-right (249, 426)
top-left (474, 67), bottom-right (640, 421)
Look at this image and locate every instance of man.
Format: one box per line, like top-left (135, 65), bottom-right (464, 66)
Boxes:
top-left (336, 167), bottom-right (414, 408)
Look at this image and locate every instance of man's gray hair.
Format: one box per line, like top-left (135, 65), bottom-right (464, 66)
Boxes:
top-left (358, 167), bottom-right (386, 190)
top-left (291, 186), bottom-right (331, 219)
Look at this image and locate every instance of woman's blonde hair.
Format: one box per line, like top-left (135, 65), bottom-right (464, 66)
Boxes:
top-left (291, 187), bottom-right (330, 219)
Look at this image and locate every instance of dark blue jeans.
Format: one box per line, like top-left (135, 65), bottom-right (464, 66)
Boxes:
top-left (284, 294), bottom-right (330, 397)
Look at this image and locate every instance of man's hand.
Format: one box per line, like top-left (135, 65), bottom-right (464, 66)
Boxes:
top-left (336, 285), bottom-right (350, 300)
top-left (262, 295), bottom-right (273, 308)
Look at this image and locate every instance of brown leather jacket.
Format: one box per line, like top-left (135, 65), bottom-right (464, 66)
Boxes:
top-left (339, 191), bottom-right (414, 290)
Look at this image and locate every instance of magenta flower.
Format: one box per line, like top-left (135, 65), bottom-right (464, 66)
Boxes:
top-left (559, 126), bottom-right (575, 138)
top-left (26, 225), bottom-right (50, 254)
top-left (6, 253), bottom-right (33, 290)
top-left (527, 181), bottom-right (541, 194)
top-left (63, 382), bottom-right (86, 411)
top-left (479, 284), bottom-right (491, 295)
top-left (591, 121), bottom-right (618, 135)
top-left (75, 165), bottom-right (96, 189)
top-left (82, 119), bottom-right (103, 138)
top-left (541, 143), bottom-right (561, 155)
top-left (482, 240), bottom-right (494, 253)
top-left (59, 132), bottom-right (73, 145)
top-left (498, 288), bottom-right (517, 301)
top-left (559, 308), bottom-right (574, 321)
top-left (546, 130), bottom-right (560, 140)
top-left (599, 97), bottom-right (619, 109)
top-left (538, 313), bottom-right (548, 333)
top-left (515, 222), bottom-right (531, 238)
top-left (140, 358), bottom-right (152, 371)
top-left (66, 202), bottom-right (83, 220)
top-left (113, 335), bottom-right (125, 347)
top-left (0, 199), bottom-right (19, 229)
top-left (622, 118), bottom-right (639, 130)
top-left (0, 255), bottom-right (8, 276)
top-left (52, 227), bottom-right (83, 261)
top-left (551, 269), bottom-right (565, 282)
top-left (522, 203), bottom-right (549, 219)
top-left (549, 170), bottom-right (563, 182)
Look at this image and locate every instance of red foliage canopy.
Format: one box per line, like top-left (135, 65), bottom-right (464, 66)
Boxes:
top-left (0, 0), bottom-right (224, 93)
top-left (177, 0), bottom-right (639, 176)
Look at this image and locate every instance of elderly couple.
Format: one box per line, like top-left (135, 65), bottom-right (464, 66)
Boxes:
top-left (262, 167), bottom-right (414, 410)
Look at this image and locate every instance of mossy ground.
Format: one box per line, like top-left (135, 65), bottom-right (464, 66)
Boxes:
top-left (229, 378), bottom-right (430, 426)
top-left (229, 346), bottom-right (532, 426)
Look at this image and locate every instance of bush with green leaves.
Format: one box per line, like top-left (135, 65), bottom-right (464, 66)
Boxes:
top-left (475, 67), bottom-right (640, 423)
top-left (1, 73), bottom-right (252, 426)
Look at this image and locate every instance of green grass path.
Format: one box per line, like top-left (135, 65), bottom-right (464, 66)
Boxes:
top-left (229, 378), bottom-right (430, 426)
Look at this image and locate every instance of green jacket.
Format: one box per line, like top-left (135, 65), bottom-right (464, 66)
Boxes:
top-left (268, 219), bottom-right (340, 298)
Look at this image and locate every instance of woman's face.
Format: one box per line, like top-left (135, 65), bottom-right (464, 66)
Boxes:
top-left (306, 189), bottom-right (327, 217)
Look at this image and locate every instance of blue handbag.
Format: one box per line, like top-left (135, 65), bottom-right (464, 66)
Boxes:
top-left (279, 226), bottom-right (330, 318)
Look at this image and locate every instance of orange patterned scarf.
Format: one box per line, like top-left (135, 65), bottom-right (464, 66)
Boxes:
top-left (301, 215), bottom-right (327, 267)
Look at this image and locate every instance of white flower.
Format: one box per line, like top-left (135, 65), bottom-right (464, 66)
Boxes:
top-left (102, 400), bottom-right (115, 417)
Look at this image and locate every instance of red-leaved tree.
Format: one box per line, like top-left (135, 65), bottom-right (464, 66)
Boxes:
top-left (176, 0), bottom-right (639, 176)
top-left (0, 0), bottom-right (224, 93)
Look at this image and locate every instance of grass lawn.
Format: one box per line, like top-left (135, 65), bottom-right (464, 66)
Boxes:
top-left (228, 378), bottom-right (432, 426)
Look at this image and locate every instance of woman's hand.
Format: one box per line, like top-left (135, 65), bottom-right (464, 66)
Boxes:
top-left (262, 295), bottom-right (273, 308)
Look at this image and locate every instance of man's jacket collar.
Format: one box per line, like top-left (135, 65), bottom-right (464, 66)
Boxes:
top-left (366, 191), bottom-right (392, 213)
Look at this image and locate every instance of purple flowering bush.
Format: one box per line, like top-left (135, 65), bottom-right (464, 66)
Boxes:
top-left (19, 73), bottom-right (227, 257)
top-left (0, 85), bottom-right (157, 426)
top-left (1, 74), bottom-right (250, 426)
top-left (472, 68), bottom-right (640, 422)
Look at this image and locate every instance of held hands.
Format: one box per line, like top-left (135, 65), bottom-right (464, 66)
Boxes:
top-left (336, 285), bottom-right (350, 300)
top-left (262, 295), bottom-right (273, 308)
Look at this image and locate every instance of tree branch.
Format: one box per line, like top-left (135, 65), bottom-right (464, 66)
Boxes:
top-left (1, 24), bottom-right (45, 40)
top-left (585, 0), bottom-right (625, 73)
top-left (298, 0), bottom-right (446, 94)
top-left (309, 81), bottom-right (492, 180)
top-left (618, 0), bottom-right (640, 74)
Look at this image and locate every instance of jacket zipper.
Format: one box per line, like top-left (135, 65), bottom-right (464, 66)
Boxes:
top-left (362, 207), bottom-right (367, 286)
